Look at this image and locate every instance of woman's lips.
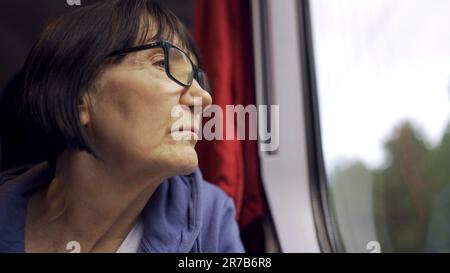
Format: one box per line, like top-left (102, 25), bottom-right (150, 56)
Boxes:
top-left (171, 126), bottom-right (199, 140)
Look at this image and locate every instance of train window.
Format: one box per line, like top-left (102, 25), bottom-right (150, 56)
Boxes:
top-left (309, 0), bottom-right (450, 252)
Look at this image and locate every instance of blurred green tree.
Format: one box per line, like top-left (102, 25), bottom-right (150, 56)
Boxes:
top-left (329, 121), bottom-right (450, 252)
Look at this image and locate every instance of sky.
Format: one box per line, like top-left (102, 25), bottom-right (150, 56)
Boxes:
top-left (309, 0), bottom-right (450, 171)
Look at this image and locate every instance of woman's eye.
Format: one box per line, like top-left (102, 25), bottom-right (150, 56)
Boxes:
top-left (153, 59), bottom-right (165, 69)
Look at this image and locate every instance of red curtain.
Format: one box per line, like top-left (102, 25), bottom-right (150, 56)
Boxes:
top-left (193, 0), bottom-right (267, 231)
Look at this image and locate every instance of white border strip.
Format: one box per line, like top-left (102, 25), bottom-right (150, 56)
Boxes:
top-left (251, 0), bottom-right (320, 252)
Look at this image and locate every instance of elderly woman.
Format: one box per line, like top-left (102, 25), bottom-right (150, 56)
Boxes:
top-left (0, 0), bottom-right (244, 253)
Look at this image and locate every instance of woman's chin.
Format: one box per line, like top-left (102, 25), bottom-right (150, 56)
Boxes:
top-left (178, 157), bottom-right (199, 175)
top-left (168, 149), bottom-right (199, 175)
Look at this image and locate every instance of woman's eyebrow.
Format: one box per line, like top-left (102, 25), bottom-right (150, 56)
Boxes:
top-left (122, 48), bottom-right (160, 67)
top-left (138, 47), bottom-right (164, 60)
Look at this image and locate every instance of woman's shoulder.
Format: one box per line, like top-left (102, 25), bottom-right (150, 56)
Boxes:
top-left (0, 162), bottom-right (51, 192)
top-left (179, 168), bottom-right (245, 253)
top-left (147, 168), bottom-right (244, 252)
top-left (0, 164), bottom-right (34, 186)
top-left (0, 162), bottom-right (52, 253)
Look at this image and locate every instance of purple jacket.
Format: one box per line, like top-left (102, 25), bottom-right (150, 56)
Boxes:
top-left (0, 162), bottom-right (245, 253)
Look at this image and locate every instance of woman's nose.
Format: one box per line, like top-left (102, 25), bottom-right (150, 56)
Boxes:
top-left (180, 80), bottom-right (213, 108)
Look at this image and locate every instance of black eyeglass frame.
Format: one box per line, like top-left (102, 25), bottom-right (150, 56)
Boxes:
top-left (108, 40), bottom-right (205, 89)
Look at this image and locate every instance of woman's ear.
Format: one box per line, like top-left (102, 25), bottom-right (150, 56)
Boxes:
top-left (79, 94), bottom-right (90, 127)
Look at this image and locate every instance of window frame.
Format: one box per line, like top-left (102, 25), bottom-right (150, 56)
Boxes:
top-left (251, 0), bottom-right (334, 252)
top-left (299, 0), bottom-right (342, 253)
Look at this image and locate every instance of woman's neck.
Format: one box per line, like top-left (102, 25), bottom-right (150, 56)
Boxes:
top-left (25, 149), bottom-right (164, 253)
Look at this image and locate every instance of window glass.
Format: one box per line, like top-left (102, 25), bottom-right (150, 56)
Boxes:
top-left (309, 0), bottom-right (450, 252)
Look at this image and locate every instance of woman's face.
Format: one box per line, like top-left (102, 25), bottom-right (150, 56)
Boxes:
top-left (81, 42), bottom-right (212, 178)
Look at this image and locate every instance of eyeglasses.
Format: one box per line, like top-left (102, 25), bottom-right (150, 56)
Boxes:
top-left (108, 41), bottom-right (210, 92)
